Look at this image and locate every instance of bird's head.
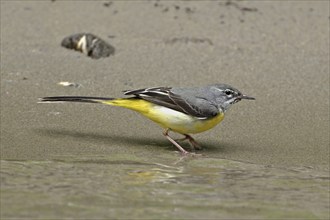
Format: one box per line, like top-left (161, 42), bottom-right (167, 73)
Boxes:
top-left (210, 84), bottom-right (255, 111)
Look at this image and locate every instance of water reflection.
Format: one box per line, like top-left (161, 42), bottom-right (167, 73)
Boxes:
top-left (1, 156), bottom-right (329, 219)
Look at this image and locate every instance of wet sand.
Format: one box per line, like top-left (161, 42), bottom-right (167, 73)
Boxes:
top-left (1, 1), bottom-right (329, 219)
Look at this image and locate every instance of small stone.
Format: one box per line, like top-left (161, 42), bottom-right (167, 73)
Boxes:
top-left (61, 33), bottom-right (115, 59)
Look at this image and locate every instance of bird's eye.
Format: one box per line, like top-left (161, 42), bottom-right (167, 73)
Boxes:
top-left (225, 90), bottom-right (233, 95)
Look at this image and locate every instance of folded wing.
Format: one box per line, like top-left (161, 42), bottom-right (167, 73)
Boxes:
top-left (123, 87), bottom-right (218, 118)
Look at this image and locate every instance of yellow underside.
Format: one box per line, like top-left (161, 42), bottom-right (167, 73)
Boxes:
top-left (101, 98), bottom-right (224, 134)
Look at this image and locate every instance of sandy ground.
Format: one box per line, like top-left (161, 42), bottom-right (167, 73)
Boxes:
top-left (0, 1), bottom-right (329, 218)
top-left (0, 0), bottom-right (330, 219)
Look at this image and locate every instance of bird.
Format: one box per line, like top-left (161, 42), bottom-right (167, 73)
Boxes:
top-left (39, 84), bottom-right (255, 154)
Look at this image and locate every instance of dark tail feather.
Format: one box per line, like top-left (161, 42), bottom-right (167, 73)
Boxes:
top-left (38, 96), bottom-right (115, 104)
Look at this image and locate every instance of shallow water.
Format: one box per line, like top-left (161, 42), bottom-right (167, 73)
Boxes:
top-left (1, 154), bottom-right (329, 219)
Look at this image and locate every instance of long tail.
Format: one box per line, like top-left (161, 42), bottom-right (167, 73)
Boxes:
top-left (39, 96), bottom-right (115, 104)
top-left (39, 96), bottom-right (152, 114)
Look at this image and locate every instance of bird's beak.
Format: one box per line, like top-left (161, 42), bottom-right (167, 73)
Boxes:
top-left (241, 95), bottom-right (255, 100)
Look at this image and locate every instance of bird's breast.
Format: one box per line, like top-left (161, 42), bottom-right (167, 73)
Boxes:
top-left (143, 105), bottom-right (225, 134)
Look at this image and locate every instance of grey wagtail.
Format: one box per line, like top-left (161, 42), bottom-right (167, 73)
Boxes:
top-left (39, 84), bottom-right (255, 154)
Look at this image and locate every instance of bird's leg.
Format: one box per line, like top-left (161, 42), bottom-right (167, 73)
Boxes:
top-left (163, 129), bottom-right (189, 155)
top-left (175, 134), bottom-right (202, 150)
top-left (184, 134), bottom-right (202, 150)
top-left (174, 135), bottom-right (190, 142)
